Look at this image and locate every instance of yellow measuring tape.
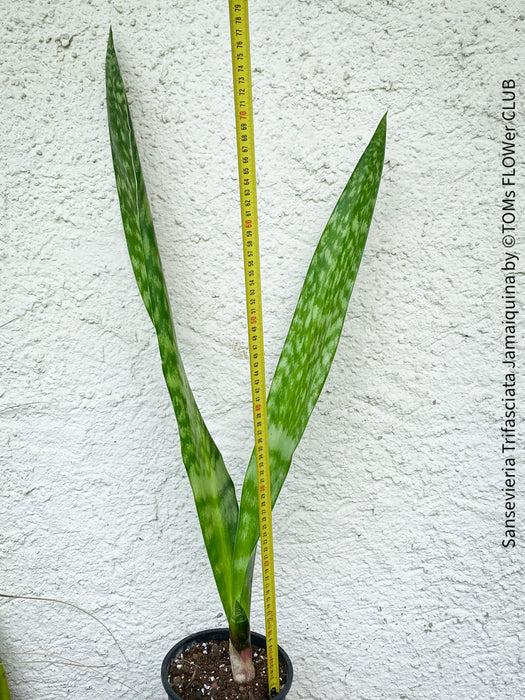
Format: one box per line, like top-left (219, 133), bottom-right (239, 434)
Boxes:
top-left (227, 1), bottom-right (280, 696)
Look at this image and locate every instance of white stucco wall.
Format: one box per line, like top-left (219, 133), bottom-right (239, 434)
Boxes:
top-left (2, 1), bottom-right (524, 698)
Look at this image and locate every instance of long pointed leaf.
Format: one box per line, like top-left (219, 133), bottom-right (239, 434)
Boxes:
top-left (233, 115), bottom-right (387, 608)
top-left (106, 29), bottom-right (238, 618)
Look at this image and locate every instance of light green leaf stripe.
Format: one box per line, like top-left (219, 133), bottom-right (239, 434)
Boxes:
top-left (0, 659), bottom-right (10, 700)
top-left (106, 29), bottom-right (239, 618)
top-left (232, 115), bottom-right (387, 609)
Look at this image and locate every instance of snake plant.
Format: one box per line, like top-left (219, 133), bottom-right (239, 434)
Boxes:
top-left (106, 28), bottom-right (386, 682)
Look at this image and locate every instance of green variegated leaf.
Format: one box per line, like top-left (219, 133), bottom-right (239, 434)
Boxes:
top-left (0, 659), bottom-right (10, 700)
top-left (106, 29), bottom-right (239, 618)
top-left (232, 115), bottom-right (387, 610)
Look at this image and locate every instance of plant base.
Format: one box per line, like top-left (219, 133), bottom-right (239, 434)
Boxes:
top-left (161, 628), bottom-right (293, 700)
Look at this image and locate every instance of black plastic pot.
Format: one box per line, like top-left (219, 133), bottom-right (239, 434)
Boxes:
top-left (161, 628), bottom-right (293, 699)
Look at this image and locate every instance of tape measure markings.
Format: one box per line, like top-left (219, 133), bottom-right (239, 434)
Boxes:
top-left (227, 2), bottom-right (280, 696)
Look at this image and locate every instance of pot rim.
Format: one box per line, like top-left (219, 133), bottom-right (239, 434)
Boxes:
top-left (161, 627), bottom-right (293, 700)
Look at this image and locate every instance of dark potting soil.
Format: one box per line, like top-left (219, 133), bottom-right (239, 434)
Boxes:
top-left (167, 639), bottom-right (287, 700)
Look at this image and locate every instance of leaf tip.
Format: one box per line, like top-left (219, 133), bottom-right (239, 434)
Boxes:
top-left (107, 26), bottom-right (114, 56)
top-left (371, 111), bottom-right (387, 161)
top-left (377, 111), bottom-right (387, 139)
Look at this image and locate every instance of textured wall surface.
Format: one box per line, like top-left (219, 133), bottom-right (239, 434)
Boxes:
top-left (2, 1), bottom-right (524, 698)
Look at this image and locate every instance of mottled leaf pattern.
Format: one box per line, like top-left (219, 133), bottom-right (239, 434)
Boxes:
top-left (106, 30), bottom-right (239, 618)
top-left (105, 27), bottom-right (386, 629)
top-left (0, 659), bottom-right (10, 700)
top-left (232, 116), bottom-right (387, 610)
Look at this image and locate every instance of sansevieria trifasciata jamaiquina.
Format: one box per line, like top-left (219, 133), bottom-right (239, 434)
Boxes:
top-left (105, 27), bottom-right (386, 682)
